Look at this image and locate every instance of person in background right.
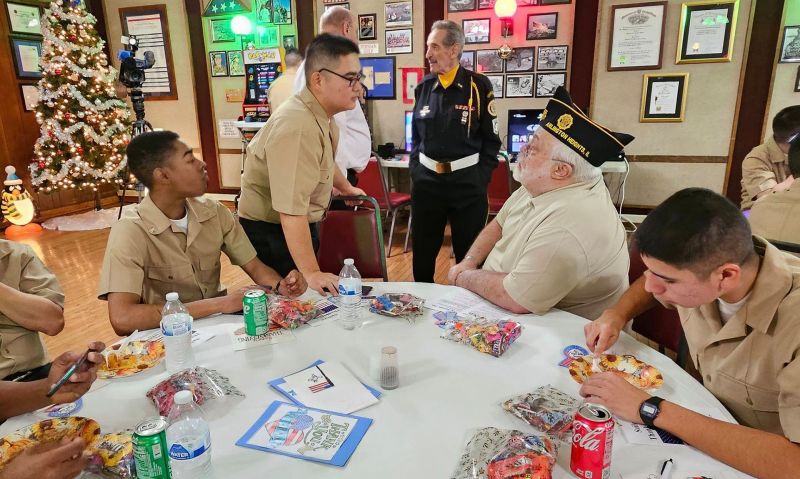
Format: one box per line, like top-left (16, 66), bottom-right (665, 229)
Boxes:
top-left (740, 105), bottom-right (800, 212)
top-left (583, 188), bottom-right (800, 479)
top-left (267, 48), bottom-right (303, 113)
top-left (749, 138), bottom-right (800, 245)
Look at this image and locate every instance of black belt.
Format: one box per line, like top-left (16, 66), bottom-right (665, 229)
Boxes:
top-left (3, 363), bottom-right (51, 382)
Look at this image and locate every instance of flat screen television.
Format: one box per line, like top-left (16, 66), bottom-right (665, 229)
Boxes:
top-left (507, 109), bottom-right (544, 154)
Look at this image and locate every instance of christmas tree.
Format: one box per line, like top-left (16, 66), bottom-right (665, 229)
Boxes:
top-left (29, 0), bottom-right (132, 193)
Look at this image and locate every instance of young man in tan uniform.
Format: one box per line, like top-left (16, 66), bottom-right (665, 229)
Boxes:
top-left (583, 188), bottom-right (800, 478)
top-left (98, 131), bottom-right (306, 336)
top-left (740, 106), bottom-right (800, 211)
top-left (447, 87), bottom-right (631, 320)
top-left (749, 139), bottom-right (800, 244)
top-left (238, 34), bottom-right (365, 295)
top-left (0, 240), bottom-right (65, 381)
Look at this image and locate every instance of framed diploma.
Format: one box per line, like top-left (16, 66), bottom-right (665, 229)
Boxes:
top-left (10, 36), bottom-right (42, 78)
top-left (640, 73), bottom-right (689, 122)
top-left (607, 2), bottom-right (666, 71)
top-left (5, 2), bottom-right (41, 36)
top-left (676, 1), bottom-right (739, 64)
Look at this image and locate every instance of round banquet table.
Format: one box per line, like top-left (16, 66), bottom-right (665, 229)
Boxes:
top-left (1, 283), bottom-right (752, 478)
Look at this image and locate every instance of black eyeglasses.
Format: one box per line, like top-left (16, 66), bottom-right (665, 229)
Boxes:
top-left (318, 68), bottom-right (364, 88)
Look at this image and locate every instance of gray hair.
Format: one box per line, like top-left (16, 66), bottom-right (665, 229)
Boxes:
top-left (431, 20), bottom-right (464, 54)
top-left (549, 136), bottom-right (602, 183)
top-left (319, 6), bottom-right (353, 31)
top-left (284, 48), bottom-right (303, 68)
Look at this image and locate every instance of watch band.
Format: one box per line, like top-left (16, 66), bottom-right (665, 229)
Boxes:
top-left (639, 396), bottom-right (665, 428)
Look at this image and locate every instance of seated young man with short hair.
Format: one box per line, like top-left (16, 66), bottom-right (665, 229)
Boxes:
top-left (98, 131), bottom-right (306, 335)
top-left (749, 138), bottom-right (800, 244)
top-left (584, 188), bottom-right (800, 478)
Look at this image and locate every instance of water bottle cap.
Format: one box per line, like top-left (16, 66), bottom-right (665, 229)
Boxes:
top-left (382, 346), bottom-right (397, 355)
top-left (174, 390), bottom-right (193, 405)
top-left (344, 258), bottom-right (354, 265)
top-left (166, 292), bottom-right (179, 302)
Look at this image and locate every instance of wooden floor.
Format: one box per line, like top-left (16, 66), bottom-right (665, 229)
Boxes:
top-left (3, 219), bottom-right (455, 359)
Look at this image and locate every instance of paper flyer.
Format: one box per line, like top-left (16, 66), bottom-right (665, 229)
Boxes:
top-left (236, 401), bottom-right (372, 467)
top-left (429, 290), bottom-right (522, 322)
top-left (282, 361), bottom-right (379, 414)
top-left (268, 360), bottom-right (381, 405)
top-left (618, 408), bottom-right (730, 446)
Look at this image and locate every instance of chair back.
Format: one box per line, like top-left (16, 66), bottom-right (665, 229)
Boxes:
top-left (487, 160), bottom-right (512, 213)
top-left (317, 196), bottom-right (388, 281)
top-left (357, 157), bottom-right (390, 209)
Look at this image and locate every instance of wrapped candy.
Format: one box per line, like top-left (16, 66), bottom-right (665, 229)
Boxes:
top-left (502, 385), bottom-right (579, 439)
top-left (451, 427), bottom-right (559, 479)
top-left (435, 315), bottom-right (522, 357)
top-left (86, 430), bottom-right (135, 478)
top-left (369, 294), bottom-right (424, 321)
top-left (145, 367), bottom-right (244, 416)
top-left (269, 296), bottom-right (320, 329)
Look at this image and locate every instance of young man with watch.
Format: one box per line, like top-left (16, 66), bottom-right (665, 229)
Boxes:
top-left (583, 188), bottom-right (800, 479)
top-left (98, 131), bottom-right (307, 335)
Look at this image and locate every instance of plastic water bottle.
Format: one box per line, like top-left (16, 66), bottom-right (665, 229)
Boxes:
top-left (166, 390), bottom-right (211, 478)
top-left (338, 258), bottom-right (362, 330)
top-left (161, 292), bottom-right (195, 373)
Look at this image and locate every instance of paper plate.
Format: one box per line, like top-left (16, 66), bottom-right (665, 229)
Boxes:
top-left (97, 340), bottom-right (165, 379)
top-left (568, 354), bottom-right (663, 390)
top-left (0, 417), bottom-right (101, 468)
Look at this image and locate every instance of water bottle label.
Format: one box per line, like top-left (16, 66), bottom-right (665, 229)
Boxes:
top-left (338, 284), bottom-right (357, 296)
top-left (162, 320), bottom-right (190, 337)
top-left (168, 433), bottom-right (210, 460)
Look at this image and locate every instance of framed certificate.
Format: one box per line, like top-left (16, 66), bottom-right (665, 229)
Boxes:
top-left (676, 1), bottom-right (739, 64)
top-left (607, 2), bottom-right (666, 71)
top-left (5, 2), bottom-right (41, 36)
top-left (640, 73), bottom-right (689, 122)
top-left (779, 26), bottom-right (800, 63)
top-left (10, 36), bottom-right (42, 78)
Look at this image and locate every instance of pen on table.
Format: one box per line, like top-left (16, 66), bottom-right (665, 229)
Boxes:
top-left (659, 458), bottom-right (674, 479)
top-left (45, 348), bottom-right (94, 398)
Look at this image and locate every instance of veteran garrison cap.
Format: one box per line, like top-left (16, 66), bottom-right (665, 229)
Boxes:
top-left (540, 87), bottom-right (634, 167)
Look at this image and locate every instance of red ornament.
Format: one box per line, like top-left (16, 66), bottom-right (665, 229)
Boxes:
top-left (38, 161), bottom-right (46, 169)
top-left (55, 68), bottom-right (62, 75)
top-left (69, 34), bottom-right (77, 41)
top-left (77, 147), bottom-right (84, 154)
top-left (65, 113), bottom-right (71, 120)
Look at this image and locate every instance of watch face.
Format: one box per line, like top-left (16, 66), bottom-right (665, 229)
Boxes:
top-left (643, 403), bottom-right (657, 415)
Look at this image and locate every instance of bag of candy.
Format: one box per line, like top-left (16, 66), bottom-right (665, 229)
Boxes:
top-left (435, 314), bottom-right (522, 357)
top-left (269, 296), bottom-right (320, 329)
top-left (502, 385), bottom-right (579, 439)
top-left (85, 430), bottom-right (135, 478)
top-left (451, 427), bottom-right (559, 479)
top-left (145, 367), bottom-right (244, 416)
top-left (369, 294), bottom-right (424, 321)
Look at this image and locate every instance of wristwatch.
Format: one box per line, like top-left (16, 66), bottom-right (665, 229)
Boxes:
top-left (639, 396), bottom-right (665, 427)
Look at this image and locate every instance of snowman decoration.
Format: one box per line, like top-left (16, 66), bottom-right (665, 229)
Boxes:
top-left (2, 166), bottom-right (36, 226)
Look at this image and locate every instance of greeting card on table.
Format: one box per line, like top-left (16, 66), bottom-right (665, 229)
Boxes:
top-left (236, 401), bottom-right (372, 467)
top-left (268, 359), bottom-right (381, 405)
top-left (282, 361), bottom-right (379, 414)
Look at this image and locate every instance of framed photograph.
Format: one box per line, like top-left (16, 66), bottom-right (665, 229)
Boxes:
top-left (780, 26), bottom-right (800, 63)
top-left (640, 73), bottom-right (689, 122)
top-left (361, 56), bottom-right (396, 99)
top-left (505, 47), bottom-right (535, 73)
top-left (476, 49), bottom-right (503, 73)
top-left (676, 1), bottom-right (739, 64)
top-left (10, 37), bottom-right (41, 79)
top-left (402, 67), bottom-right (424, 104)
top-left (537, 45), bottom-right (568, 71)
top-left (463, 18), bottom-right (490, 45)
top-left (385, 28), bottom-right (412, 54)
top-left (486, 74), bottom-right (504, 98)
top-left (460, 50), bottom-right (476, 70)
top-left (358, 14), bottom-right (377, 41)
top-left (535, 72), bottom-right (566, 97)
top-left (282, 35), bottom-right (296, 49)
top-left (120, 5), bottom-right (177, 100)
top-left (796, 66), bottom-right (800, 92)
top-left (324, 3), bottom-right (349, 11)
top-left (210, 18), bottom-right (235, 43)
top-left (608, 2), bottom-right (666, 71)
top-left (477, 0), bottom-right (495, 9)
top-left (527, 12), bottom-right (558, 40)
top-left (6, 2), bottom-right (41, 36)
top-left (209, 51), bottom-right (228, 77)
top-left (385, 1), bottom-right (412, 28)
top-left (272, 0), bottom-right (292, 24)
top-left (227, 50), bottom-right (245, 76)
top-left (257, 25), bottom-right (279, 47)
top-left (448, 0), bottom-right (476, 12)
top-left (255, 0), bottom-right (273, 23)
top-left (20, 84), bottom-right (39, 111)
top-left (506, 74), bottom-right (533, 97)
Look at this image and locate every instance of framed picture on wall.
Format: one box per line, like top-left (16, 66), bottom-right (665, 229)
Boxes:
top-left (385, 28), bottom-right (412, 54)
top-left (5, 2), bottom-right (41, 36)
top-left (539, 0), bottom-right (572, 4)
top-left (10, 37), bottom-right (41, 79)
top-left (20, 84), bottom-right (39, 111)
top-left (448, 0), bottom-right (476, 13)
top-left (486, 74), bottom-right (504, 98)
top-left (460, 50), bottom-right (476, 70)
top-left (210, 18), bottom-right (235, 43)
top-left (283, 35), bottom-right (296, 49)
top-left (608, 2), bottom-right (666, 71)
top-left (272, 0), bottom-right (292, 24)
top-left (640, 73), bottom-right (689, 122)
top-left (258, 25), bottom-right (279, 47)
top-left (209, 51), bottom-right (228, 77)
top-left (676, 1), bottom-right (739, 64)
top-left (506, 74), bottom-right (533, 97)
top-left (537, 45), bottom-right (568, 71)
top-left (324, 3), bottom-right (349, 11)
top-left (526, 12), bottom-right (558, 40)
top-left (359, 14), bottom-right (377, 41)
top-left (463, 18), bottom-right (490, 44)
top-left (121, 4), bottom-right (177, 99)
top-left (476, 49), bottom-right (503, 73)
top-left (795, 66), bottom-right (800, 92)
top-left (361, 56), bottom-right (396, 99)
top-left (505, 47), bottom-right (534, 72)
top-left (535, 72), bottom-right (566, 97)
top-left (477, 0), bottom-right (495, 10)
top-left (780, 26), bottom-right (800, 63)
top-left (227, 50), bottom-right (245, 76)
top-left (385, 1), bottom-right (412, 28)
top-left (255, 0), bottom-right (272, 23)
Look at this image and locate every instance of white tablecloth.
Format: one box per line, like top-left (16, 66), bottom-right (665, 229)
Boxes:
top-left (1, 283), bottom-right (750, 478)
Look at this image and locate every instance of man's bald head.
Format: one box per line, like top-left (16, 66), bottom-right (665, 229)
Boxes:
top-left (319, 6), bottom-right (356, 42)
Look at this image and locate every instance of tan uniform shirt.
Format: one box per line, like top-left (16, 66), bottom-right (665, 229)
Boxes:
top-left (482, 177), bottom-right (629, 319)
top-left (238, 87), bottom-right (339, 224)
top-left (0, 240), bottom-right (64, 378)
top-left (98, 196), bottom-right (257, 305)
top-left (749, 186), bottom-right (800, 245)
top-left (740, 137), bottom-right (790, 210)
top-left (676, 237), bottom-right (800, 441)
top-left (267, 69), bottom-right (297, 114)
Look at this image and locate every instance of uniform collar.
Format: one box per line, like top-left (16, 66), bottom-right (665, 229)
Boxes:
top-left (527, 176), bottom-right (604, 209)
top-left (765, 136), bottom-right (788, 164)
top-left (137, 196), bottom-right (215, 235)
top-left (299, 86), bottom-right (333, 135)
top-left (435, 65), bottom-right (467, 90)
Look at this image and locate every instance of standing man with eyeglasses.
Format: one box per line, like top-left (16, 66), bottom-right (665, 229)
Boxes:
top-left (239, 34), bottom-right (366, 295)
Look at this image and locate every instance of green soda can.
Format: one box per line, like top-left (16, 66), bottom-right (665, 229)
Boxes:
top-left (133, 417), bottom-right (172, 479)
top-left (243, 289), bottom-right (268, 335)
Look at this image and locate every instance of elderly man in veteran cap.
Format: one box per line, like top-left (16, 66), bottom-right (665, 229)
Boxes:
top-left (447, 87), bottom-right (632, 320)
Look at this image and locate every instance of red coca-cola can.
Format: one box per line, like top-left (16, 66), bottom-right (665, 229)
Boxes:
top-left (570, 403), bottom-right (614, 479)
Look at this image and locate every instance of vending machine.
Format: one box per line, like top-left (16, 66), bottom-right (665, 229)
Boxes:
top-left (242, 48), bottom-right (283, 122)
